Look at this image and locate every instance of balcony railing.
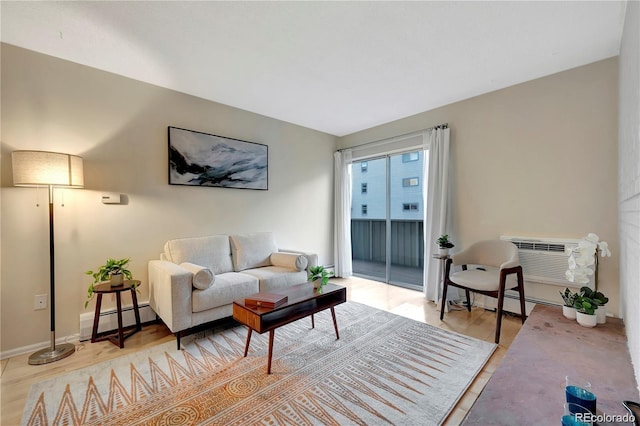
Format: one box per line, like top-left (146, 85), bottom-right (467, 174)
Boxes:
top-left (351, 219), bottom-right (424, 288)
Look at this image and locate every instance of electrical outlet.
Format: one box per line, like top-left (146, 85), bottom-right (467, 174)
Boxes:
top-left (34, 294), bottom-right (47, 310)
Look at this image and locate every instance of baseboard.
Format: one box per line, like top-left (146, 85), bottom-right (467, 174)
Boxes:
top-left (0, 333), bottom-right (81, 360)
top-left (79, 302), bottom-right (157, 341)
top-left (1, 303), bottom-right (157, 360)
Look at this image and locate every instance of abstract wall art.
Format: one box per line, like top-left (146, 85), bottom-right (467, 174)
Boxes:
top-left (168, 126), bottom-right (268, 190)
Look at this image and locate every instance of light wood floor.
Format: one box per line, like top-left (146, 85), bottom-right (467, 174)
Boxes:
top-left (0, 276), bottom-right (522, 425)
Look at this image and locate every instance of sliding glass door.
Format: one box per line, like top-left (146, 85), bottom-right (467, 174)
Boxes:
top-left (351, 150), bottom-right (426, 290)
top-left (388, 151), bottom-right (424, 287)
top-left (351, 157), bottom-right (387, 282)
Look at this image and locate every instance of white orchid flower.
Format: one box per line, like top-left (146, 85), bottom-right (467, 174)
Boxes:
top-left (598, 241), bottom-right (611, 257)
top-left (578, 240), bottom-right (597, 252)
top-left (586, 233), bottom-right (600, 243)
top-left (565, 270), bottom-right (575, 282)
top-left (575, 253), bottom-right (595, 267)
top-left (576, 275), bottom-right (590, 284)
top-left (582, 267), bottom-right (594, 276)
top-left (566, 233), bottom-right (612, 288)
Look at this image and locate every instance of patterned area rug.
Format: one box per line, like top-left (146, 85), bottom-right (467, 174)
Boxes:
top-left (22, 302), bottom-right (496, 425)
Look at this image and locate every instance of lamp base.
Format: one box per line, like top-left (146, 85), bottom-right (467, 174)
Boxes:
top-left (28, 343), bottom-right (75, 365)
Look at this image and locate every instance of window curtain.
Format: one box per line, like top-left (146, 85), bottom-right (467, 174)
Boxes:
top-left (334, 149), bottom-right (353, 277)
top-left (423, 127), bottom-right (451, 302)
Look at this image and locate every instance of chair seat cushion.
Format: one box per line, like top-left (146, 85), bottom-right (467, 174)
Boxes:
top-left (450, 266), bottom-right (517, 292)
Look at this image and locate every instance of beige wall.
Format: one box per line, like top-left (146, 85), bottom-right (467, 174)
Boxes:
top-left (0, 44), bottom-right (337, 354)
top-left (339, 58), bottom-right (620, 315)
top-left (618, 0), bottom-right (640, 395)
top-left (0, 43), bottom-right (623, 355)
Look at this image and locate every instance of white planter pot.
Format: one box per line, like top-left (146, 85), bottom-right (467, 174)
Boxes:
top-left (562, 306), bottom-right (577, 320)
top-left (438, 248), bottom-right (450, 256)
top-left (110, 273), bottom-right (124, 286)
top-left (596, 306), bottom-right (607, 324)
top-left (576, 312), bottom-right (597, 328)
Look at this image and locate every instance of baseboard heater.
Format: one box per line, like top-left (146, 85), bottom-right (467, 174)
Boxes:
top-left (472, 289), bottom-right (560, 317)
top-left (504, 291), bottom-right (560, 307)
top-left (500, 235), bottom-right (595, 289)
top-left (79, 302), bottom-right (157, 341)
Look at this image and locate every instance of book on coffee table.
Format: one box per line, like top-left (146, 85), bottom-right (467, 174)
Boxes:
top-left (244, 293), bottom-right (288, 308)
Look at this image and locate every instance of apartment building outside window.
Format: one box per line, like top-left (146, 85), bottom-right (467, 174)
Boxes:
top-left (402, 177), bottom-right (419, 187)
top-left (361, 204), bottom-right (368, 215)
top-left (402, 152), bottom-right (419, 162)
top-left (361, 183), bottom-right (368, 194)
top-left (403, 203), bottom-right (419, 211)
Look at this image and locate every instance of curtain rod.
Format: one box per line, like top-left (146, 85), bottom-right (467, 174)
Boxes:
top-left (337, 123), bottom-right (448, 152)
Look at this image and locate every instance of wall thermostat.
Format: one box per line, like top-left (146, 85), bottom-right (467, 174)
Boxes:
top-left (101, 193), bottom-right (121, 204)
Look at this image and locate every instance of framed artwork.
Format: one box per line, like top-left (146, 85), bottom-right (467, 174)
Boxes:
top-left (168, 126), bottom-right (268, 190)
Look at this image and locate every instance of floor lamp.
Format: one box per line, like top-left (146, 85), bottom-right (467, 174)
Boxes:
top-left (12, 150), bottom-right (84, 365)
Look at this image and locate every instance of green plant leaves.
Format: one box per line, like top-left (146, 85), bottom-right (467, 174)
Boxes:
top-left (84, 258), bottom-right (133, 308)
top-left (572, 285), bottom-right (607, 315)
top-left (436, 234), bottom-right (454, 248)
top-left (559, 288), bottom-right (577, 307)
top-left (307, 266), bottom-right (334, 286)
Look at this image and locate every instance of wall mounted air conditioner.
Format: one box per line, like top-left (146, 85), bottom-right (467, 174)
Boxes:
top-left (500, 236), bottom-right (594, 289)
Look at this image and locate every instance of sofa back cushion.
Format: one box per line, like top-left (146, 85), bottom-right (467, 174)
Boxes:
top-left (230, 232), bottom-right (278, 272)
top-left (163, 235), bottom-right (233, 274)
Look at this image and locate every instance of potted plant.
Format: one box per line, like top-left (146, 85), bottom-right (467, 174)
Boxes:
top-left (573, 294), bottom-right (597, 328)
top-left (308, 265), bottom-right (334, 290)
top-left (559, 288), bottom-right (578, 320)
top-left (85, 258), bottom-right (133, 308)
top-left (436, 234), bottom-right (455, 255)
top-left (565, 233), bottom-right (611, 292)
top-left (579, 286), bottom-right (609, 324)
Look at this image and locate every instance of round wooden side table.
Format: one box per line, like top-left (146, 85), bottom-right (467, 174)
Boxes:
top-left (432, 253), bottom-right (452, 313)
top-left (91, 279), bottom-right (142, 348)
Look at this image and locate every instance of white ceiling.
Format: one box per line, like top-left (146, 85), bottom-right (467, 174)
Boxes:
top-left (1, 1), bottom-right (628, 137)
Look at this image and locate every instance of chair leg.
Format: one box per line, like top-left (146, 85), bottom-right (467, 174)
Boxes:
top-left (517, 269), bottom-right (527, 323)
top-left (465, 290), bottom-right (471, 312)
top-left (495, 281), bottom-right (507, 344)
top-left (440, 281), bottom-right (449, 320)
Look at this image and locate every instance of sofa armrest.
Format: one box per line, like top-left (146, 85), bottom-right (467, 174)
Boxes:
top-left (148, 260), bottom-right (193, 333)
top-left (278, 249), bottom-right (318, 271)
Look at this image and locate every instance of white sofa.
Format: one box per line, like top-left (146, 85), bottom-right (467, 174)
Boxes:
top-left (148, 232), bottom-right (317, 348)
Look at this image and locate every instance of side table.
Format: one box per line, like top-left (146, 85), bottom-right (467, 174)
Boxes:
top-left (432, 253), bottom-right (451, 313)
top-left (91, 279), bottom-right (142, 348)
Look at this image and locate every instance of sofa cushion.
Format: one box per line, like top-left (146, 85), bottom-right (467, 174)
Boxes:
top-left (241, 267), bottom-right (307, 293)
top-left (192, 272), bottom-right (259, 313)
top-left (229, 232), bottom-right (278, 272)
top-left (179, 262), bottom-right (215, 290)
top-left (164, 235), bottom-right (233, 274)
top-left (270, 252), bottom-right (308, 271)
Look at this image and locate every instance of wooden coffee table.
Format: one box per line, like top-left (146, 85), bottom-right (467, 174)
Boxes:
top-left (233, 282), bottom-right (346, 373)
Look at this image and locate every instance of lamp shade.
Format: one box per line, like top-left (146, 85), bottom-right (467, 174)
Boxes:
top-left (12, 150), bottom-right (84, 188)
